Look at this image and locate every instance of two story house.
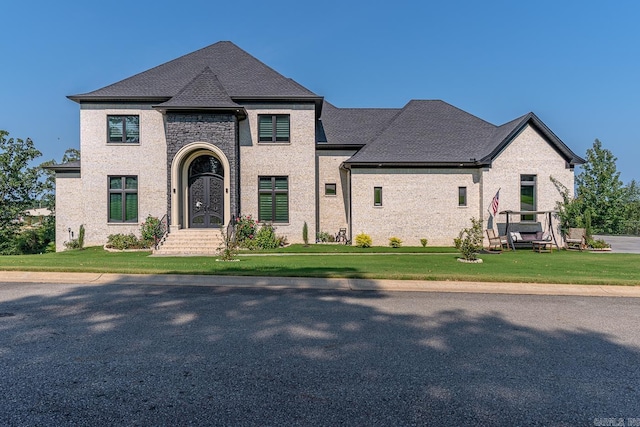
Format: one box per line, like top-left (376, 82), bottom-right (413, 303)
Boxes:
top-left (51, 41), bottom-right (584, 253)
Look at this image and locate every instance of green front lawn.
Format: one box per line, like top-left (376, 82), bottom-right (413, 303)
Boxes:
top-left (1, 246), bottom-right (639, 286)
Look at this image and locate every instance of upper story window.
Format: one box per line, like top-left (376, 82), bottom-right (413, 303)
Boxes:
top-left (108, 115), bottom-right (139, 143)
top-left (258, 115), bottom-right (290, 143)
top-left (520, 174), bottom-right (536, 221)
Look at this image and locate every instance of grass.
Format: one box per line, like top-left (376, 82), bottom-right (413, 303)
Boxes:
top-left (1, 246), bottom-right (639, 286)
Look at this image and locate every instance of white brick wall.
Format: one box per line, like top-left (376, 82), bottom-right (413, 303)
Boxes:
top-left (482, 124), bottom-right (575, 243)
top-left (73, 105), bottom-right (167, 248)
top-left (239, 106), bottom-right (316, 243)
top-left (351, 168), bottom-right (481, 246)
top-left (317, 150), bottom-right (356, 238)
top-left (55, 176), bottom-right (82, 250)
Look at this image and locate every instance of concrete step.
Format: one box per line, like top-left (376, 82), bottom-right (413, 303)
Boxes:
top-left (153, 229), bottom-right (226, 256)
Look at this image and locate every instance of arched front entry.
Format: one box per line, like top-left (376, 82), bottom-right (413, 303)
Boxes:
top-left (170, 143), bottom-right (232, 230)
top-left (188, 155), bottom-right (224, 228)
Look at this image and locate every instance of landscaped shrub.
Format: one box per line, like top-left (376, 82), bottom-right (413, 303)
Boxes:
top-left (64, 224), bottom-right (86, 250)
top-left (454, 217), bottom-right (483, 261)
top-left (355, 233), bottom-right (372, 248)
top-left (587, 238), bottom-right (611, 249)
top-left (420, 238), bottom-right (428, 247)
top-left (303, 221), bottom-right (309, 246)
top-left (316, 231), bottom-right (332, 243)
top-left (78, 224), bottom-right (85, 249)
top-left (255, 223), bottom-right (279, 249)
top-left (217, 226), bottom-right (239, 261)
top-left (106, 233), bottom-right (146, 250)
top-left (235, 214), bottom-right (258, 247)
top-left (140, 215), bottom-right (165, 246)
top-left (388, 237), bottom-right (402, 248)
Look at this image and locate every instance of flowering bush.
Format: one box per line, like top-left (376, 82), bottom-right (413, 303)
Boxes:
top-left (236, 214), bottom-right (258, 247)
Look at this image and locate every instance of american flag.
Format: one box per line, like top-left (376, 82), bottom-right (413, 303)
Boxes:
top-left (490, 189), bottom-right (500, 217)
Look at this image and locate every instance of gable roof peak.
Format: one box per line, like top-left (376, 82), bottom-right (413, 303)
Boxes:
top-left (153, 65), bottom-right (241, 112)
top-left (68, 41), bottom-right (321, 102)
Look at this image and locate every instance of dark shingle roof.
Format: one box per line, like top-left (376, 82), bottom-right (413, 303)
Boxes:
top-left (317, 102), bottom-right (400, 146)
top-left (154, 67), bottom-right (240, 110)
top-left (69, 41), bottom-right (320, 102)
top-left (341, 100), bottom-right (584, 166)
top-left (345, 100), bottom-right (497, 164)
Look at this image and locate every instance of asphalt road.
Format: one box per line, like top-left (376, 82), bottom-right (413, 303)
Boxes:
top-left (1, 282), bottom-right (639, 426)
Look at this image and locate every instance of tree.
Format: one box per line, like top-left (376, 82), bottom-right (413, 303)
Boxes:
top-left (0, 130), bottom-right (44, 254)
top-left (622, 179), bottom-right (640, 235)
top-left (575, 139), bottom-right (625, 234)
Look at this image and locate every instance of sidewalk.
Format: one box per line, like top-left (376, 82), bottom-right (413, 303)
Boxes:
top-left (1, 271), bottom-right (639, 298)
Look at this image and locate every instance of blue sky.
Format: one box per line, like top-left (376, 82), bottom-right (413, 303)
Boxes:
top-left (2, 0), bottom-right (639, 183)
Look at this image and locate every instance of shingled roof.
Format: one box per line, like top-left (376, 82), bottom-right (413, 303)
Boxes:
top-left (340, 100), bottom-right (584, 166)
top-left (153, 67), bottom-right (241, 111)
top-left (68, 41), bottom-right (321, 103)
top-left (316, 102), bottom-right (400, 147)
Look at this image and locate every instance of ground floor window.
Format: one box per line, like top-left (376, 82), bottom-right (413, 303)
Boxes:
top-left (458, 186), bottom-right (467, 207)
top-left (109, 176), bottom-right (138, 222)
top-left (325, 183), bottom-right (336, 196)
top-left (374, 186), bottom-right (383, 206)
top-left (520, 174), bottom-right (536, 221)
top-left (259, 176), bottom-right (288, 222)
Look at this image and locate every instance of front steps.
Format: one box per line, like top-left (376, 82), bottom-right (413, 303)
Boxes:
top-left (153, 228), bottom-right (224, 256)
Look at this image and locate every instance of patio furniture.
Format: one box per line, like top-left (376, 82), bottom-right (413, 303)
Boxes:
top-left (532, 240), bottom-right (553, 253)
top-left (565, 228), bottom-right (586, 251)
top-left (486, 229), bottom-right (509, 251)
top-left (335, 228), bottom-right (349, 244)
top-left (498, 210), bottom-right (560, 251)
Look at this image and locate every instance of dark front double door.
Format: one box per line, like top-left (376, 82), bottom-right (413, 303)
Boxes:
top-left (189, 174), bottom-right (224, 227)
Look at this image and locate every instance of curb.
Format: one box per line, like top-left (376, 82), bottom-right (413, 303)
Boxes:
top-left (1, 271), bottom-right (639, 298)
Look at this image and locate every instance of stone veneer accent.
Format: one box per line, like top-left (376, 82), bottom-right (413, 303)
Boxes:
top-left (165, 113), bottom-right (239, 226)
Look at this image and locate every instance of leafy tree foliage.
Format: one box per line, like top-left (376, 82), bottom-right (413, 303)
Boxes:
top-left (0, 130), bottom-right (44, 254)
top-left (622, 179), bottom-right (640, 235)
top-left (575, 139), bottom-right (625, 234)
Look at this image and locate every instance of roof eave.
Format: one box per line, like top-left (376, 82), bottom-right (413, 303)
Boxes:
top-left (316, 143), bottom-right (366, 150)
top-left (153, 105), bottom-right (247, 119)
top-left (234, 96), bottom-right (324, 118)
top-left (343, 161), bottom-right (488, 169)
top-left (68, 95), bottom-right (170, 103)
top-left (483, 113), bottom-right (585, 165)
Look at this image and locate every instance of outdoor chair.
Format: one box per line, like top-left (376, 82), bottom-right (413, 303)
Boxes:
top-left (335, 228), bottom-right (348, 244)
top-left (486, 228), bottom-right (509, 251)
top-left (565, 228), bottom-right (586, 251)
